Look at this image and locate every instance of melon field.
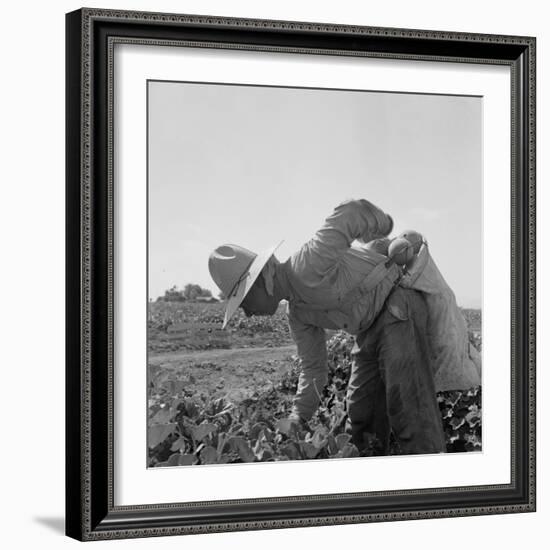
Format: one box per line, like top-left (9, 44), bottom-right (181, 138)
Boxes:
top-left (148, 301), bottom-right (482, 467)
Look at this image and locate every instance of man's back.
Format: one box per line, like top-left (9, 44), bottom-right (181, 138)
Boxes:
top-left (282, 200), bottom-right (400, 335)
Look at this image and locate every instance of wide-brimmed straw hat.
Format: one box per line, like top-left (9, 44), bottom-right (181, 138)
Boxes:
top-left (208, 241), bottom-right (283, 329)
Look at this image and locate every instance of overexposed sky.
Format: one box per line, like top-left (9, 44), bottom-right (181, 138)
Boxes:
top-left (148, 81), bottom-right (482, 307)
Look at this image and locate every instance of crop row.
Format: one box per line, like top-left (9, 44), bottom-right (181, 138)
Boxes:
top-left (148, 331), bottom-right (481, 467)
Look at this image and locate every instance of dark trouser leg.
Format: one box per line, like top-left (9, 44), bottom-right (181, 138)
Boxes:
top-left (377, 288), bottom-right (446, 455)
top-left (347, 335), bottom-right (390, 454)
top-left (347, 287), bottom-right (446, 456)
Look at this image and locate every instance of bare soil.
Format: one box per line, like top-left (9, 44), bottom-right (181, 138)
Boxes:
top-left (148, 344), bottom-right (297, 402)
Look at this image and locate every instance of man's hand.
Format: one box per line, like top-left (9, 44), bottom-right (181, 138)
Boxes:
top-left (275, 412), bottom-right (309, 436)
top-left (287, 412), bottom-right (309, 430)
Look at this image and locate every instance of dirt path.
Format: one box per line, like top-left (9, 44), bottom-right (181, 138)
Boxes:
top-left (149, 344), bottom-right (296, 367)
top-left (148, 345), bottom-right (297, 401)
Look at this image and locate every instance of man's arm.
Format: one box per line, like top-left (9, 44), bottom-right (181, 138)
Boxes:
top-left (292, 199), bottom-right (393, 280)
top-left (288, 312), bottom-right (328, 422)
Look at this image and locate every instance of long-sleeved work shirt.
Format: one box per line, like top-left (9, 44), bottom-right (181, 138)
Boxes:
top-left (277, 199), bottom-right (400, 420)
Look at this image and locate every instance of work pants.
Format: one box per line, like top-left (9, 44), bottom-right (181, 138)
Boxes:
top-left (346, 287), bottom-right (446, 455)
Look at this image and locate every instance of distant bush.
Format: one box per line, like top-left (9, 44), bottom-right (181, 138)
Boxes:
top-left (158, 284), bottom-right (214, 302)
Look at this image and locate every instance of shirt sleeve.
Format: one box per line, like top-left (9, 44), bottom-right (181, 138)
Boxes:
top-left (288, 311), bottom-right (329, 421)
top-left (292, 199), bottom-right (393, 281)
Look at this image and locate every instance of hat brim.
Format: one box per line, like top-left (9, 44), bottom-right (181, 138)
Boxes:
top-left (222, 240), bottom-right (283, 329)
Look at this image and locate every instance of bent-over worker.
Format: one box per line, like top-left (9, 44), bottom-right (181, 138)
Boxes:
top-left (208, 199), bottom-right (480, 455)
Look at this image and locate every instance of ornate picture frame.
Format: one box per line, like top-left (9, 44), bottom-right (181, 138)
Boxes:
top-left (65, 8), bottom-right (536, 541)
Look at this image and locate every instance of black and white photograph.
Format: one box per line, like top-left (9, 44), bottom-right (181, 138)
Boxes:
top-left (147, 80), bottom-right (483, 467)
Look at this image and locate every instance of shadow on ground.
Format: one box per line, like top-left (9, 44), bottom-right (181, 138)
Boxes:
top-left (34, 517), bottom-right (65, 535)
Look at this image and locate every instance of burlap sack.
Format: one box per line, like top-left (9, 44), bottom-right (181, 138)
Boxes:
top-left (401, 244), bottom-right (482, 391)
